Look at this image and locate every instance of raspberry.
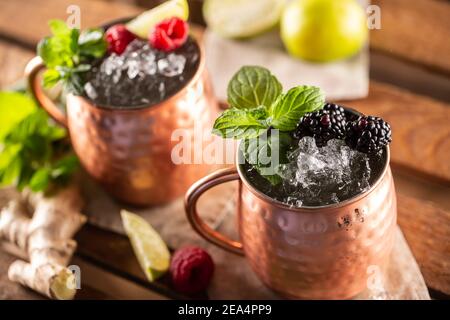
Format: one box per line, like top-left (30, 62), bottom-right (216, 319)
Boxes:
top-left (170, 246), bottom-right (214, 294)
top-left (105, 24), bottom-right (137, 55)
top-left (149, 17), bottom-right (189, 52)
top-left (293, 103), bottom-right (347, 147)
top-left (345, 116), bottom-right (392, 153)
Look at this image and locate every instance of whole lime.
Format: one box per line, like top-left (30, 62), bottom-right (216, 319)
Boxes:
top-left (280, 0), bottom-right (368, 62)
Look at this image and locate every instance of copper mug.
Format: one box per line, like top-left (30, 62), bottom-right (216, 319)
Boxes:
top-left (186, 147), bottom-right (397, 299)
top-left (26, 36), bottom-right (218, 206)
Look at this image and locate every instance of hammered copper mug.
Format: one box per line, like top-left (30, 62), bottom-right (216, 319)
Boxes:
top-left (186, 147), bottom-right (397, 299)
top-left (25, 37), bottom-right (218, 206)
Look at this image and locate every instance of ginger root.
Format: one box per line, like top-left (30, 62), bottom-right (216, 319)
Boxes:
top-left (0, 185), bottom-right (86, 299)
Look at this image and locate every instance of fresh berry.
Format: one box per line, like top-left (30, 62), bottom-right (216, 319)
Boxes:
top-left (170, 246), bottom-right (214, 294)
top-left (149, 17), bottom-right (189, 52)
top-left (293, 103), bottom-right (347, 147)
top-left (105, 24), bottom-right (137, 55)
top-left (345, 116), bottom-right (392, 153)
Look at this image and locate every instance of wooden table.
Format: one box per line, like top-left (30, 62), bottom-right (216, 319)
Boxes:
top-left (0, 0), bottom-right (448, 300)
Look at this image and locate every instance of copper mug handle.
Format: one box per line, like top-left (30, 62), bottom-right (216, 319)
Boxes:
top-left (25, 56), bottom-right (68, 128)
top-left (185, 167), bottom-right (244, 255)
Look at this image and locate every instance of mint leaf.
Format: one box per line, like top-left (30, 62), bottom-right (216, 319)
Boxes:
top-left (72, 64), bottom-right (91, 73)
top-left (43, 69), bottom-right (61, 88)
top-left (241, 130), bottom-right (292, 185)
top-left (0, 92), bottom-right (37, 140)
top-left (49, 20), bottom-right (79, 58)
top-left (79, 28), bottom-right (107, 59)
top-left (29, 167), bottom-right (51, 192)
top-left (227, 66), bottom-right (282, 109)
top-left (51, 155), bottom-right (79, 179)
top-left (212, 106), bottom-right (269, 139)
top-left (269, 86), bottom-right (325, 131)
top-left (0, 145), bottom-right (22, 186)
top-left (49, 19), bottom-right (71, 37)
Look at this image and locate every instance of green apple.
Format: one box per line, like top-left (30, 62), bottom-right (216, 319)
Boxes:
top-left (281, 0), bottom-right (368, 62)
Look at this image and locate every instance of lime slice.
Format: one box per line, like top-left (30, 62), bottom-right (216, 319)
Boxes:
top-left (126, 0), bottom-right (189, 38)
top-left (121, 210), bottom-right (170, 281)
top-left (203, 0), bottom-right (285, 38)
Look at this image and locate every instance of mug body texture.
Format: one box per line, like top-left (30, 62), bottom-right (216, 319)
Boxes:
top-left (66, 63), bottom-right (217, 206)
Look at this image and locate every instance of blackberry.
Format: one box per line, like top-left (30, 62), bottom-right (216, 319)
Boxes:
top-left (345, 116), bottom-right (392, 153)
top-left (293, 103), bottom-right (347, 147)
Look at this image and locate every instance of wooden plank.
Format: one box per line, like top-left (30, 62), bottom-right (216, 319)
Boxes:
top-left (370, 0), bottom-right (450, 74)
top-left (397, 194), bottom-right (450, 296)
top-left (0, 41), bottom-right (33, 89)
top-left (72, 256), bottom-right (168, 299)
top-left (370, 51), bottom-right (450, 103)
top-left (0, 0), bottom-right (141, 46)
top-left (338, 81), bottom-right (450, 184)
top-left (75, 224), bottom-right (205, 299)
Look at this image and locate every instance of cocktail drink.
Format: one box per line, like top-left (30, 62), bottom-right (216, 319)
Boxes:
top-left (242, 107), bottom-right (389, 208)
top-left (83, 36), bottom-right (201, 108)
top-left (26, 1), bottom-right (218, 206)
top-left (186, 66), bottom-right (396, 299)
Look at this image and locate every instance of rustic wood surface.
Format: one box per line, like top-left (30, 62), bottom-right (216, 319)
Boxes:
top-left (0, 0), bottom-right (448, 299)
top-left (370, 0), bottom-right (450, 74)
top-left (0, 0), bottom-right (141, 48)
top-left (396, 194), bottom-right (450, 296)
top-left (0, 41), bottom-right (33, 88)
top-left (1, 0), bottom-right (449, 75)
top-left (338, 81), bottom-right (450, 184)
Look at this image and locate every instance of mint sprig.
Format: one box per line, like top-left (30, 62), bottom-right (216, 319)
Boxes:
top-left (0, 91), bottom-right (78, 192)
top-left (37, 20), bottom-right (107, 94)
top-left (213, 66), bottom-right (325, 185)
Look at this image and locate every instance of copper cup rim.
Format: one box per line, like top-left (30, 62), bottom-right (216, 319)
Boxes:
top-left (235, 143), bottom-right (391, 212)
top-left (66, 18), bottom-right (206, 113)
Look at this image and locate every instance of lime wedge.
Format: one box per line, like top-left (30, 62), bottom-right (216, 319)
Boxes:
top-left (121, 210), bottom-right (170, 281)
top-left (126, 0), bottom-right (189, 38)
top-left (203, 0), bottom-right (285, 38)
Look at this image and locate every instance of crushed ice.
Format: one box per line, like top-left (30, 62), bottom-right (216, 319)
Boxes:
top-left (279, 137), bottom-right (371, 206)
top-left (84, 39), bottom-right (196, 106)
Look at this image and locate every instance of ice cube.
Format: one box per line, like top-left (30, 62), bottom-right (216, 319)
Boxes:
top-left (126, 57), bottom-right (140, 79)
top-left (159, 82), bottom-right (165, 100)
top-left (84, 82), bottom-right (97, 100)
top-left (141, 52), bottom-right (157, 75)
top-left (157, 53), bottom-right (186, 77)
